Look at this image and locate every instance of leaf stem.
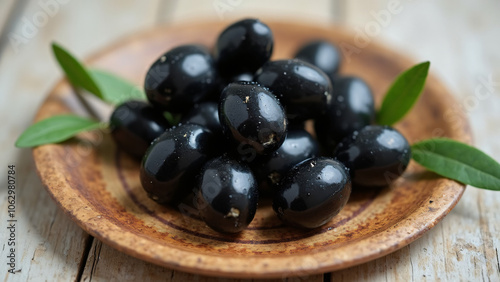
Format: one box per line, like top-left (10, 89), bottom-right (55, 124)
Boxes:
top-left (70, 84), bottom-right (103, 122)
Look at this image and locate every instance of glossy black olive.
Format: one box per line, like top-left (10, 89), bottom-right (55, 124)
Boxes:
top-left (211, 72), bottom-right (255, 102)
top-left (214, 18), bottom-right (273, 77)
top-left (294, 40), bottom-right (341, 77)
top-left (181, 102), bottom-right (223, 136)
top-left (140, 123), bottom-right (218, 204)
top-left (229, 72), bottom-right (254, 82)
top-left (315, 76), bottom-right (375, 151)
top-left (254, 59), bottom-right (332, 122)
top-left (333, 125), bottom-right (411, 187)
top-left (253, 129), bottom-right (319, 192)
top-left (144, 45), bottom-right (218, 113)
top-left (196, 154), bottom-right (259, 233)
top-left (273, 157), bottom-right (351, 229)
top-left (110, 100), bottom-right (170, 159)
top-left (219, 82), bottom-right (288, 157)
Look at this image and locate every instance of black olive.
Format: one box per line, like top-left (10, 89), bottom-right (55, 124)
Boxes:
top-left (229, 72), bottom-right (254, 82)
top-left (144, 45), bottom-right (218, 113)
top-left (181, 102), bottom-right (223, 136)
top-left (315, 76), bottom-right (375, 151)
top-left (273, 157), bottom-right (351, 229)
top-left (253, 129), bottom-right (319, 192)
top-left (219, 82), bottom-right (288, 157)
top-left (211, 72), bottom-right (255, 102)
top-left (333, 125), bottom-right (411, 187)
top-left (214, 18), bottom-right (273, 77)
top-left (295, 40), bottom-right (341, 77)
top-left (110, 100), bottom-right (170, 159)
top-left (196, 154), bottom-right (259, 233)
top-left (140, 123), bottom-right (218, 205)
top-left (254, 59), bottom-right (332, 122)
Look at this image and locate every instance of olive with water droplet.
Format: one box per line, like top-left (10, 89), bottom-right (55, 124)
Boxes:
top-left (144, 45), bottom-right (218, 113)
top-left (333, 125), bottom-right (411, 187)
top-left (315, 76), bottom-right (375, 151)
top-left (140, 123), bottom-right (218, 205)
top-left (253, 129), bottom-right (319, 193)
top-left (110, 100), bottom-right (170, 159)
top-left (215, 18), bottom-right (273, 77)
top-left (196, 154), bottom-right (259, 233)
top-left (254, 59), bottom-right (332, 122)
top-left (219, 82), bottom-right (288, 157)
top-left (273, 157), bottom-right (351, 229)
top-left (212, 71), bottom-right (255, 102)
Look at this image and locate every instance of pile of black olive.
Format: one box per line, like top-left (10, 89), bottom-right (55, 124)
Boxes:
top-left (109, 19), bottom-right (411, 233)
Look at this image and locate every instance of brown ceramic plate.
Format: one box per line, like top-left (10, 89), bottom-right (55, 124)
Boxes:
top-left (33, 21), bottom-right (471, 278)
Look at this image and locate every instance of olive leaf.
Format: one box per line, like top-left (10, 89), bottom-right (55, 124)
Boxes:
top-left (89, 69), bottom-right (146, 105)
top-left (53, 42), bottom-right (147, 105)
top-left (15, 115), bottom-right (103, 148)
top-left (377, 61), bottom-right (430, 125)
top-left (18, 44), bottom-right (152, 148)
top-left (52, 43), bottom-right (103, 99)
top-left (412, 138), bottom-right (500, 190)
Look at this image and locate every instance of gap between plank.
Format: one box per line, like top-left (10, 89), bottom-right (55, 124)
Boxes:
top-left (76, 235), bottom-right (94, 282)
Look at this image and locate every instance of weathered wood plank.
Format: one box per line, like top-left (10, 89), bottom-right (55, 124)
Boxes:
top-left (331, 0), bottom-right (500, 281)
top-left (160, 0), bottom-right (333, 25)
top-left (0, 0), bottom-right (27, 64)
top-left (0, 156), bottom-right (90, 281)
top-left (0, 0), bottom-right (17, 27)
top-left (81, 239), bottom-right (324, 282)
top-left (0, 1), bottom-right (160, 281)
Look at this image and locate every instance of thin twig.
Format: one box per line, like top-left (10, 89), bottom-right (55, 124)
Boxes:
top-left (70, 84), bottom-right (103, 122)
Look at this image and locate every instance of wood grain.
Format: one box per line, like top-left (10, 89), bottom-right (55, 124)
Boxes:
top-left (0, 1), bottom-right (161, 281)
top-left (81, 239), bottom-right (323, 282)
top-left (331, 0), bottom-right (500, 280)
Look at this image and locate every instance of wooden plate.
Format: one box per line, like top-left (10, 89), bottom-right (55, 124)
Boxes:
top-left (33, 21), bottom-right (471, 278)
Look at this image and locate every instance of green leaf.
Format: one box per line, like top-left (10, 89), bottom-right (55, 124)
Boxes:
top-left (89, 69), bottom-right (146, 105)
top-left (412, 138), bottom-right (500, 190)
top-left (52, 43), bottom-right (103, 99)
top-left (15, 115), bottom-right (103, 148)
top-left (377, 61), bottom-right (430, 125)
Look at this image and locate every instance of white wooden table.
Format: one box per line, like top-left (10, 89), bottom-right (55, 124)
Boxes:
top-left (1, 1), bottom-right (499, 281)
